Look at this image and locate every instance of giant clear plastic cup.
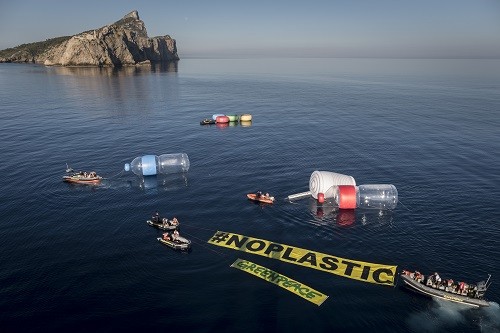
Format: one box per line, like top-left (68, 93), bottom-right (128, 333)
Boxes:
top-left (309, 170), bottom-right (356, 199)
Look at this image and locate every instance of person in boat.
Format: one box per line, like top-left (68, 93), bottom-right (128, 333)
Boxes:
top-left (171, 217), bottom-right (179, 226)
top-left (162, 218), bottom-right (169, 227)
top-left (152, 211), bottom-right (160, 223)
top-left (434, 272), bottom-right (442, 284)
top-left (458, 281), bottom-right (466, 294)
top-left (263, 192), bottom-right (275, 202)
top-left (256, 191), bottom-right (263, 198)
top-left (172, 229), bottom-right (180, 241)
top-left (163, 232), bottom-right (171, 241)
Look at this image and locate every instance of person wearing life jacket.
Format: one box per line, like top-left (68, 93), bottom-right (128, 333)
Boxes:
top-left (458, 281), bottom-right (466, 294)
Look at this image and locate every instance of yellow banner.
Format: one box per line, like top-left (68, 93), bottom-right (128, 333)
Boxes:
top-left (231, 258), bottom-right (329, 306)
top-left (209, 231), bottom-right (397, 286)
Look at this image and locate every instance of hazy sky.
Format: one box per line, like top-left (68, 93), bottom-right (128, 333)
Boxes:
top-left (1, 0), bottom-right (499, 58)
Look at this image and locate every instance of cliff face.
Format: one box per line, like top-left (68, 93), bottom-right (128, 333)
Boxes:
top-left (0, 11), bottom-right (179, 66)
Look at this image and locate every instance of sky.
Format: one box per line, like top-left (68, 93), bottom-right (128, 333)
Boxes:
top-left (1, 0), bottom-right (500, 58)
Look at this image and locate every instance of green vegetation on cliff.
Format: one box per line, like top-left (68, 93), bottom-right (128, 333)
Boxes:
top-left (0, 36), bottom-right (71, 60)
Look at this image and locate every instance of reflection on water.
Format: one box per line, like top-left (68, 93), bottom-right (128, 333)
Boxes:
top-left (337, 209), bottom-right (356, 227)
top-left (125, 173), bottom-right (188, 192)
top-left (43, 61), bottom-right (180, 120)
top-left (309, 198), bottom-right (394, 227)
top-left (49, 61), bottom-right (178, 77)
top-left (202, 121), bottom-right (252, 129)
top-left (358, 210), bottom-right (394, 226)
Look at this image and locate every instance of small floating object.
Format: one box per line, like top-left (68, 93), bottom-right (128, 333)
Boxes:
top-left (157, 231), bottom-right (191, 251)
top-left (400, 270), bottom-right (491, 308)
top-left (216, 115), bottom-right (230, 123)
top-left (212, 113), bottom-right (225, 120)
top-left (226, 114), bottom-right (239, 122)
top-left (247, 191), bottom-right (275, 204)
top-left (200, 118), bottom-right (216, 125)
top-left (63, 168), bottom-right (102, 185)
top-left (240, 114), bottom-right (252, 121)
top-left (124, 153), bottom-right (190, 176)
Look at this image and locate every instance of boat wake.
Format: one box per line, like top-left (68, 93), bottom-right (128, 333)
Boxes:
top-left (406, 299), bottom-right (500, 332)
top-left (480, 302), bottom-right (500, 333)
top-left (407, 300), bottom-right (468, 332)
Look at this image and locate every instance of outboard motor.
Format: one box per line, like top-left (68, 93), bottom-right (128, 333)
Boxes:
top-left (474, 274), bottom-right (491, 299)
top-left (475, 281), bottom-right (487, 298)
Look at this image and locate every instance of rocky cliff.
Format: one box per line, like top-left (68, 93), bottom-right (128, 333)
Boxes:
top-left (0, 11), bottom-right (179, 66)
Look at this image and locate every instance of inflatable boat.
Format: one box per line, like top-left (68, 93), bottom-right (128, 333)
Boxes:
top-left (200, 118), bottom-right (216, 125)
top-left (146, 219), bottom-right (179, 231)
top-left (400, 270), bottom-right (491, 307)
top-left (247, 193), bottom-right (275, 204)
top-left (63, 171), bottom-right (102, 184)
top-left (157, 234), bottom-right (191, 251)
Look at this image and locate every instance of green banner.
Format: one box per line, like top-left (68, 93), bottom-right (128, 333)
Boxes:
top-left (231, 258), bottom-right (329, 306)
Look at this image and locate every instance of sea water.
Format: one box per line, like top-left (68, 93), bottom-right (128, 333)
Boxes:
top-left (0, 58), bottom-right (499, 332)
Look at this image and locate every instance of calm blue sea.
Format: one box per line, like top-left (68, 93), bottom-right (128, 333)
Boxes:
top-left (0, 58), bottom-right (499, 333)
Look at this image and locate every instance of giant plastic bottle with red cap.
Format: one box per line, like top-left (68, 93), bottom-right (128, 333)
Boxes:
top-left (334, 184), bottom-right (398, 210)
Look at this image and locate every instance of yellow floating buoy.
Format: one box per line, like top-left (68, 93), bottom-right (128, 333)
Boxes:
top-left (240, 114), bottom-right (252, 121)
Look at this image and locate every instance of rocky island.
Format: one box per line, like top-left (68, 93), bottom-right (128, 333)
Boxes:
top-left (0, 10), bottom-right (179, 67)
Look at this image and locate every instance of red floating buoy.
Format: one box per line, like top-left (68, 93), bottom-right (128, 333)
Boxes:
top-left (317, 192), bottom-right (325, 204)
top-left (216, 115), bottom-right (230, 123)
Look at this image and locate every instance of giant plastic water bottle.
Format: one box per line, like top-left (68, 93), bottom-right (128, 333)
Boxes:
top-left (124, 153), bottom-right (190, 176)
top-left (333, 184), bottom-right (398, 210)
